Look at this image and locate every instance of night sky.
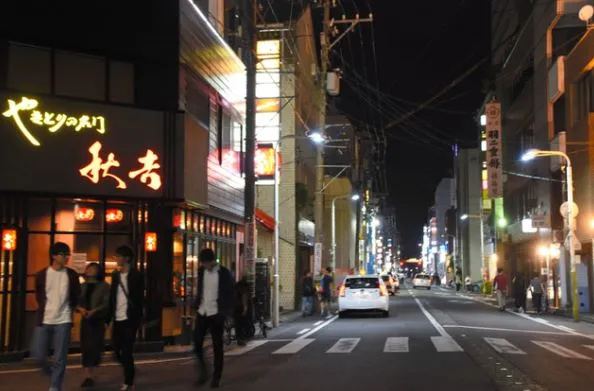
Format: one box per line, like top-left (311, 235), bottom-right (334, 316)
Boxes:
top-left (332, 0), bottom-right (491, 257)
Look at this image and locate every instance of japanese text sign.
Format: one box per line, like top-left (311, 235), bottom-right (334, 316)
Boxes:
top-left (485, 102), bottom-right (503, 198)
top-left (0, 94), bottom-right (165, 198)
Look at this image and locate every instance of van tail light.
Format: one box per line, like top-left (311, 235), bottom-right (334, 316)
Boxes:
top-left (380, 284), bottom-right (388, 296)
top-left (339, 284), bottom-right (345, 297)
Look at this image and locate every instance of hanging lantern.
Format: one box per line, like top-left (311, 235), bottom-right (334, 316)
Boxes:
top-left (105, 209), bottom-right (124, 223)
top-left (145, 232), bottom-right (157, 252)
top-left (2, 229), bottom-right (17, 251)
top-left (75, 206), bottom-right (95, 222)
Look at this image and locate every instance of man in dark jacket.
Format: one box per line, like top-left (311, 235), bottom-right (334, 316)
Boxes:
top-left (107, 245), bottom-right (145, 391)
top-left (194, 248), bottom-right (234, 388)
top-left (34, 242), bottom-right (81, 391)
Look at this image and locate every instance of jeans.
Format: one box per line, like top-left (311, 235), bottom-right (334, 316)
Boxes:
top-left (194, 314), bottom-right (225, 381)
top-left (113, 320), bottom-right (138, 386)
top-left (302, 296), bottom-right (313, 315)
top-left (33, 323), bottom-right (72, 391)
top-left (532, 293), bottom-right (543, 313)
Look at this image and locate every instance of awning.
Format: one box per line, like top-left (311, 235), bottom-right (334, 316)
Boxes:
top-left (255, 208), bottom-right (275, 231)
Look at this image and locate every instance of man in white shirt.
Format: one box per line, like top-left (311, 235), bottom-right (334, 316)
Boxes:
top-left (107, 245), bottom-right (144, 391)
top-left (194, 248), bottom-right (234, 388)
top-left (34, 242), bottom-right (81, 391)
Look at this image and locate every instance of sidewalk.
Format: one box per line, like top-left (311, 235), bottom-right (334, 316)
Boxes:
top-left (458, 290), bottom-right (594, 324)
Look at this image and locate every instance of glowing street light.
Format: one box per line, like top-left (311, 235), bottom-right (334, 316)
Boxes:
top-left (308, 131), bottom-right (325, 144)
top-left (521, 148), bottom-right (578, 321)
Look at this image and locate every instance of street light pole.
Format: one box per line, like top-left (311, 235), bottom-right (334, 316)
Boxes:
top-left (272, 144), bottom-right (280, 327)
top-left (522, 149), bottom-right (579, 321)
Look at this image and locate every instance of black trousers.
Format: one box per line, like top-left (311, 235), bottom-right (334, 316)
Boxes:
top-left (113, 320), bottom-right (138, 386)
top-left (194, 314), bottom-right (225, 380)
top-left (80, 318), bottom-right (104, 368)
top-left (532, 293), bottom-right (543, 313)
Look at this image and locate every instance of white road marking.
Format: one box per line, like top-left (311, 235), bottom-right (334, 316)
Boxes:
top-left (431, 336), bottom-right (464, 352)
top-left (484, 338), bottom-right (526, 355)
top-left (533, 341), bottom-right (592, 360)
top-left (326, 338), bottom-right (360, 353)
top-left (0, 357), bottom-right (189, 375)
top-left (313, 321), bottom-right (323, 326)
top-left (459, 294), bottom-right (594, 341)
top-left (413, 297), bottom-right (449, 337)
top-left (384, 337), bottom-right (409, 353)
top-left (583, 345), bottom-right (594, 351)
top-left (297, 328), bottom-right (311, 335)
top-left (296, 315), bottom-right (338, 340)
top-left (556, 325), bottom-right (576, 332)
top-left (442, 325), bottom-right (570, 336)
top-left (272, 338), bottom-right (315, 354)
top-left (226, 340), bottom-right (268, 356)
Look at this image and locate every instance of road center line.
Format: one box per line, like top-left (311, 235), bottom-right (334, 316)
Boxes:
top-left (296, 315), bottom-right (338, 340)
top-left (413, 297), bottom-right (448, 337)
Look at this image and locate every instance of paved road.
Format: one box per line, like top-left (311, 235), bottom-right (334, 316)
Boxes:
top-left (3, 283), bottom-right (594, 390)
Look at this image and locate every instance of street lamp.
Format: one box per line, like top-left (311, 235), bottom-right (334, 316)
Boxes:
top-left (521, 148), bottom-right (578, 321)
top-left (331, 193), bottom-right (360, 271)
top-left (307, 131), bottom-right (325, 144)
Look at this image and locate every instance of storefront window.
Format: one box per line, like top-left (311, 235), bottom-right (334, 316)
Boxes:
top-left (57, 199), bottom-right (104, 232)
top-left (28, 199), bottom-right (52, 231)
top-left (105, 203), bottom-right (132, 233)
top-left (185, 236), bottom-right (199, 315)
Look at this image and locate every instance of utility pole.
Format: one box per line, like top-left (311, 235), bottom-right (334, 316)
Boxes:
top-left (314, 1), bottom-right (373, 275)
top-left (313, 0), bottom-right (331, 276)
top-left (243, 0), bottom-right (257, 295)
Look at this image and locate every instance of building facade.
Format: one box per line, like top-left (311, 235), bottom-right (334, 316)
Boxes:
top-left (0, 0), bottom-right (247, 356)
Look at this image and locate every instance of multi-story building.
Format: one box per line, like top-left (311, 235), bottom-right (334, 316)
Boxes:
top-left (434, 177), bottom-right (455, 280)
top-left (455, 148), bottom-right (483, 282)
top-left (484, 0), bottom-right (589, 307)
top-left (254, 4), bottom-right (321, 310)
top-left (0, 0), bottom-right (247, 356)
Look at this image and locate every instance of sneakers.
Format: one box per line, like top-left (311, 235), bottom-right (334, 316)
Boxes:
top-left (120, 385), bottom-right (133, 390)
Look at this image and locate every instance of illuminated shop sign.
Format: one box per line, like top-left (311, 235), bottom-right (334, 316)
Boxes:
top-left (255, 40), bottom-right (281, 143)
top-left (0, 95), bottom-right (164, 197)
top-left (255, 143), bottom-right (279, 185)
top-left (3, 97), bottom-right (106, 146)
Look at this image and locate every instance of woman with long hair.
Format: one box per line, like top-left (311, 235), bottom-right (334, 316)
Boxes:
top-left (77, 262), bottom-right (110, 387)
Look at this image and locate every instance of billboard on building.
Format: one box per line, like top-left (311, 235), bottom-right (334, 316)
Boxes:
top-left (485, 102), bottom-right (503, 198)
top-left (0, 93), bottom-right (165, 198)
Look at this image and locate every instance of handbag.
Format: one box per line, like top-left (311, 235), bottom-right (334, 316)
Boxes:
top-left (116, 274), bottom-right (158, 328)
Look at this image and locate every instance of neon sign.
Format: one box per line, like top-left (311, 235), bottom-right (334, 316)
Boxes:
top-left (2, 97), bottom-right (106, 146)
top-left (79, 141), bottom-right (162, 191)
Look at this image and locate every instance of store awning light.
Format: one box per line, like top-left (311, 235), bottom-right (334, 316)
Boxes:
top-left (145, 232), bottom-right (158, 252)
top-left (2, 229), bottom-right (17, 251)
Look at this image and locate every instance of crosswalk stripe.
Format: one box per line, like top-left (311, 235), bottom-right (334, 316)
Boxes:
top-left (431, 336), bottom-right (463, 352)
top-left (227, 340), bottom-right (268, 356)
top-left (384, 337), bottom-right (409, 353)
top-left (327, 338), bottom-right (360, 353)
top-left (484, 338), bottom-right (526, 355)
top-left (297, 328), bottom-right (311, 335)
top-left (532, 341), bottom-right (592, 360)
top-left (272, 338), bottom-right (314, 354)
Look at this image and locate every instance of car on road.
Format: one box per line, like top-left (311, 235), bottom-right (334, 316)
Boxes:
top-left (381, 274), bottom-right (399, 295)
top-left (338, 275), bottom-right (390, 318)
top-left (412, 273), bottom-right (431, 289)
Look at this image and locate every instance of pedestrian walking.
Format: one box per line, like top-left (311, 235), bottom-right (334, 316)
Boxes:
top-left (455, 273), bottom-right (462, 292)
top-left (33, 242), bottom-right (81, 391)
top-left (301, 271), bottom-right (314, 316)
top-left (464, 276), bottom-right (472, 292)
top-left (194, 248), bottom-right (235, 388)
top-left (319, 267), bottom-right (333, 317)
top-left (512, 273), bottom-right (527, 313)
top-left (529, 275), bottom-right (544, 314)
top-left (493, 268), bottom-right (508, 311)
top-left (78, 262), bottom-right (110, 387)
top-left (107, 245), bottom-right (145, 391)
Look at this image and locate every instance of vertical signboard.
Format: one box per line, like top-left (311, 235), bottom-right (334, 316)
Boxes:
top-left (245, 221), bottom-right (257, 295)
top-left (314, 242), bottom-right (322, 274)
top-left (485, 102), bottom-right (503, 199)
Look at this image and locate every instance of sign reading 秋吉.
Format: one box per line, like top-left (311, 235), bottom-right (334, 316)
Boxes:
top-left (485, 102), bottom-right (503, 199)
top-left (0, 94), bottom-right (166, 198)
